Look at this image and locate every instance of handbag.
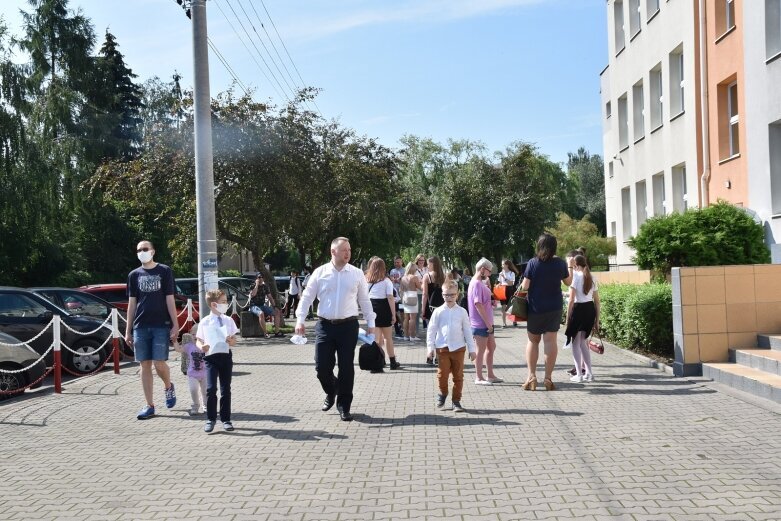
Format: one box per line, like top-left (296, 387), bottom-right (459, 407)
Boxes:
top-left (403, 291), bottom-right (417, 306)
top-left (588, 330), bottom-right (605, 355)
top-left (359, 341), bottom-right (385, 371)
top-left (510, 290), bottom-right (528, 321)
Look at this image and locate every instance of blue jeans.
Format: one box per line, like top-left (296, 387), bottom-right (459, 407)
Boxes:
top-left (133, 327), bottom-right (170, 362)
top-left (205, 351), bottom-right (233, 422)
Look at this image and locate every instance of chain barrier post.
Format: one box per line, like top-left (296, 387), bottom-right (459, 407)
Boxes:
top-left (112, 308), bottom-right (120, 374)
top-left (186, 299), bottom-right (194, 332)
top-left (53, 315), bottom-right (62, 394)
top-left (231, 295), bottom-right (238, 318)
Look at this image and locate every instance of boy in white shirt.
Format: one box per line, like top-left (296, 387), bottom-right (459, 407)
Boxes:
top-left (426, 281), bottom-right (477, 412)
top-left (196, 289), bottom-right (238, 433)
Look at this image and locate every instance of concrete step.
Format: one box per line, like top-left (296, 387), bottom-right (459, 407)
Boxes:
top-left (729, 348), bottom-right (781, 377)
top-left (702, 363), bottom-right (781, 404)
top-left (757, 334), bottom-right (781, 351)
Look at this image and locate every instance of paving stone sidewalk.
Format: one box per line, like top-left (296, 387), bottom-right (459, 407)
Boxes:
top-left (1, 316), bottom-right (780, 521)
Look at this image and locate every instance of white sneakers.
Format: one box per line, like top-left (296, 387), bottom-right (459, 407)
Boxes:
top-left (570, 373), bottom-right (594, 383)
top-left (475, 379), bottom-right (492, 385)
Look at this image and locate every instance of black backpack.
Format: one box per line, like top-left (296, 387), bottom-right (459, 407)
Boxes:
top-left (358, 341), bottom-right (385, 371)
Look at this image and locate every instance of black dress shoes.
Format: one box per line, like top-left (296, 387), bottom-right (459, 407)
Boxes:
top-left (337, 405), bottom-right (353, 421)
top-left (321, 394), bottom-right (335, 411)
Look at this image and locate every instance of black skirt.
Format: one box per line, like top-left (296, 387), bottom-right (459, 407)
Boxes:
top-left (371, 298), bottom-right (393, 327)
top-left (564, 301), bottom-right (596, 345)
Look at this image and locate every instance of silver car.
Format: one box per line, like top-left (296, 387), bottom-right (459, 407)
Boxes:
top-left (0, 331), bottom-right (46, 398)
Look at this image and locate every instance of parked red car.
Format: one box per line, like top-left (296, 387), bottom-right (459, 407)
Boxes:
top-left (79, 284), bottom-right (199, 334)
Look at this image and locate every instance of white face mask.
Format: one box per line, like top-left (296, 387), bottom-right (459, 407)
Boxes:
top-left (214, 303), bottom-right (230, 314)
top-left (137, 251), bottom-right (153, 263)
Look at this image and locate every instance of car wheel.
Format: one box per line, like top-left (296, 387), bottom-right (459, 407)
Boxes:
top-left (68, 339), bottom-right (108, 373)
top-left (0, 365), bottom-right (27, 399)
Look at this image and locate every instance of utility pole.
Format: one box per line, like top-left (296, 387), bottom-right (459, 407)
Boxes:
top-left (191, 0), bottom-right (218, 314)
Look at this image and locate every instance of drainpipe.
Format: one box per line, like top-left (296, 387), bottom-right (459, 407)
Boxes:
top-left (698, 0), bottom-right (710, 207)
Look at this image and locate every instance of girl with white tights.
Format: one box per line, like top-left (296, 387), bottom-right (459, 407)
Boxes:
top-left (564, 255), bottom-right (600, 382)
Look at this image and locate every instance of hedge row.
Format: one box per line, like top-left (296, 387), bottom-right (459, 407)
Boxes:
top-left (598, 283), bottom-right (673, 359)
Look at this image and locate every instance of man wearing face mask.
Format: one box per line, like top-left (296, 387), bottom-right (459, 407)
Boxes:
top-left (125, 240), bottom-right (180, 420)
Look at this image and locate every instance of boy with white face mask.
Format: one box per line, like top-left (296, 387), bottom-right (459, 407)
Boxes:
top-left (196, 289), bottom-right (238, 433)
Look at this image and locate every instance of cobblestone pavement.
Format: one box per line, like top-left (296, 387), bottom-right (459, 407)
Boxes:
top-left (1, 315), bottom-right (780, 521)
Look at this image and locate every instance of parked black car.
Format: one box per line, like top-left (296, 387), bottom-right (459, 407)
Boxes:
top-left (0, 331), bottom-right (46, 398)
top-left (29, 288), bottom-right (132, 357)
top-left (0, 288), bottom-right (114, 374)
top-left (29, 287), bottom-right (126, 321)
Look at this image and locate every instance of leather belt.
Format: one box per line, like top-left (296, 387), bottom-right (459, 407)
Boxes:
top-left (318, 316), bottom-right (358, 325)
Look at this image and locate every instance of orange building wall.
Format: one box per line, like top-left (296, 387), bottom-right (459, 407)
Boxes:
top-left (705, 0), bottom-right (747, 206)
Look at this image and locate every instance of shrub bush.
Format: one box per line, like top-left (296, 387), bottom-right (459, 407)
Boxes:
top-left (598, 282), bottom-right (673, 359)
top-left (628, 201), bottom-right (770, 275)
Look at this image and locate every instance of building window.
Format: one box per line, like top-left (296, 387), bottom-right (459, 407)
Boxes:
top-left (610, 221), bottom-right (617, 238)
top-left (635, 180), bottom-right (648, 228)
top-left (632, 80), bottom-right (645, 141)
top-left (629, 0), bottom-right (642, 38)
top-left (652, 172), bottom-right (666, 216)
top-left (618, 93), bottom-right (629, 149)
top-left (766, 0), bottom-right (781, 59)
top-left (650, 65), bottom-right (663, 129)
top-left (646, 0), bottom-right (660, 20)
top-left (716, 0), bottom-right (737, 36)
top-left (614, 0), bottom-right (626, 54)
top-left (672, 164), bottom-right (688, 212)
top-left (771, 121), bottom-right (781, 214)
top-left (621, 186), bottom-right (632, 240)
top-left (669, 46), bottom-right (684, 117)
top-left (606, 101), bottom-right (612, 119)
top-left (718, 80), bottom-right (740, 159)
top-left (609, 161), bottom-right (614, 178)
top-left (726, 0), bottom-right (735, 31)
top-left (728, 82), bottom-right (740, 156)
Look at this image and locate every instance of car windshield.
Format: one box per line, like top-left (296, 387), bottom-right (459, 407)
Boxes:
top-left (61, 293), bottom-right (110, 319)
top-left (0, 293), bottom-right (63, 317)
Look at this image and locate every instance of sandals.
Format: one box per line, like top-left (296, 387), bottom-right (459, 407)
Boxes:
top-left (544, 378), bottom-right (556, 391)
top-left (521, 375), bottom-right (537, 391)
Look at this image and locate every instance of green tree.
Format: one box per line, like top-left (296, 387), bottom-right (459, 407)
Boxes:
top-left (424, 142), bottom-right (566, 266)
top-left (546, 213), bottom-right (616, 269)
top-left (0, 21), bottom-right (63, 284)
top-left (566, 147), bottom-right (606, 234)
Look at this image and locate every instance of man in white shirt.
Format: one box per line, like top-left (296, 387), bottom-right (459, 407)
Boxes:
top-left (295, 237), bottom-right (376, 422)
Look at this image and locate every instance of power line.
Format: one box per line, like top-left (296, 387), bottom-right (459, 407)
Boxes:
top-left (257, 0), bottom-right (323, 115)
top-left (207, 37), bottom-right (252, 99)
top-left (234, 0), bottom-right (297, 97)
top-left (216, 0), bottom-right (292, 103)
top-left (244, 0), bottom-right (314, 113)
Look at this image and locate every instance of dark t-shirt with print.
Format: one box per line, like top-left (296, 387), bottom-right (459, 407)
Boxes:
top-left (523, 257), bottom-right (568, 314)
top-left (127, 263), bottom-right (175, 329)
top-left (251, 282), bottom-right (270, 307)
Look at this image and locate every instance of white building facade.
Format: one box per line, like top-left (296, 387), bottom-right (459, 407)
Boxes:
top-left (601, 0), bottom-right (702, 269)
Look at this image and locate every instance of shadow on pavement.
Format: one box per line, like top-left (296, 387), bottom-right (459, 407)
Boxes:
top-left (353, 413), bottom-right (521, 427)
top-left (229, 427), bottom-right (348, 440)
top-left (471, 408), bottom-right (584, 417)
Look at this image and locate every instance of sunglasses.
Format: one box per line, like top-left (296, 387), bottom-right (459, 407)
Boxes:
top-left (136, 247), bottom-right (151, 253)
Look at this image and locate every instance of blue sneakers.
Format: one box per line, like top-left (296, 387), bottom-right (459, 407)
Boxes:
top-left (137, 405), bottom-right (155, 420)
top-left (165, 383), bottom-right (176, 409)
